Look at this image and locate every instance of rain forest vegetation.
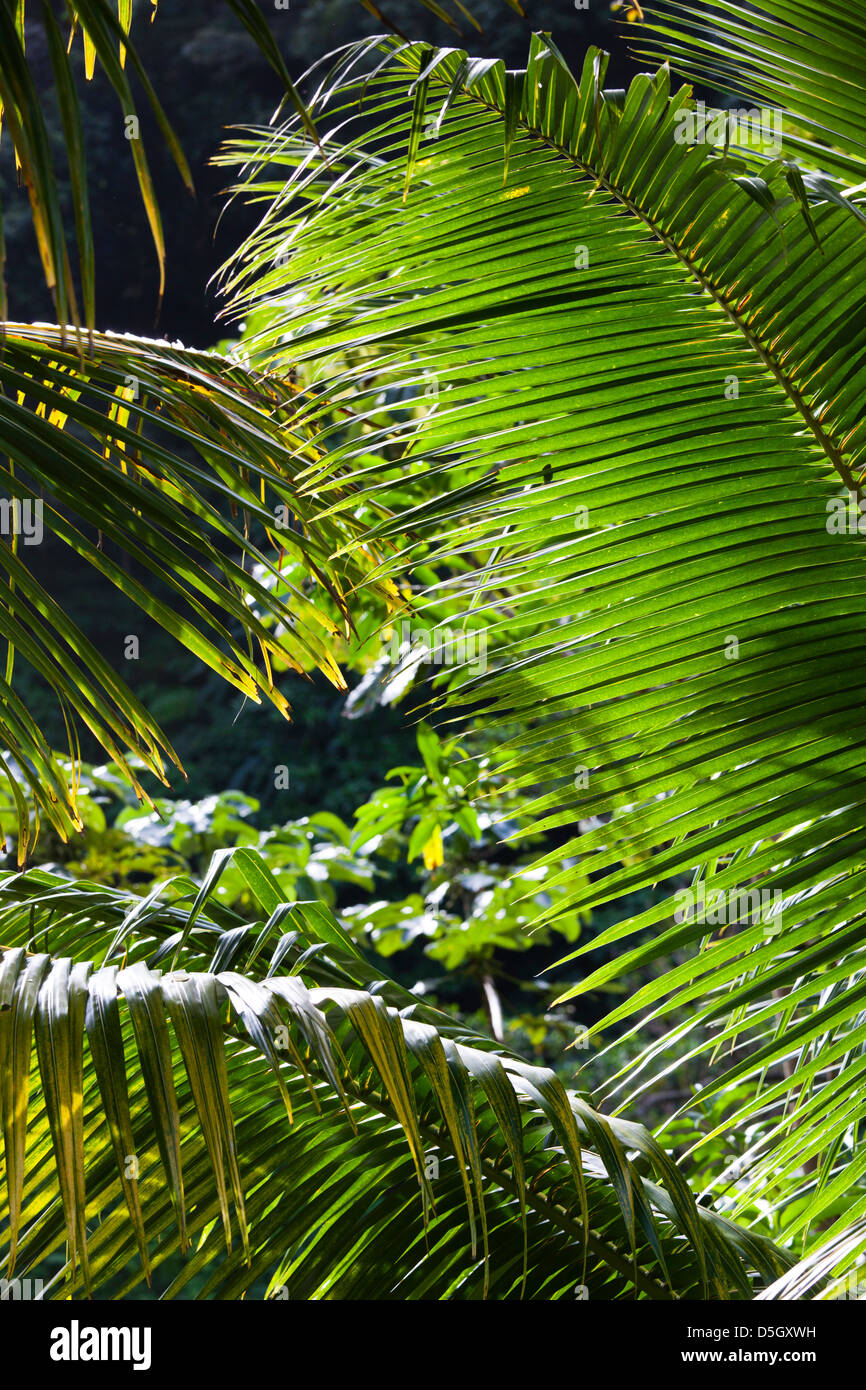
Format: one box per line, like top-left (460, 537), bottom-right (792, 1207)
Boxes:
top-left (0, 0), bottom-right (864, 1301)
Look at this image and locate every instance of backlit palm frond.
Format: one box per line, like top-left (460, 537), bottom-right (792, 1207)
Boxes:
top-left (756, 1219), bottom-right (866, 1300)
top-left (0, 324), bottom-right (394, 855)
top-left (631, 0), bottom-right (866, 183)
top-left (210, 30), bottom-right (866, 1243)
top-left (0, 0), bottom-right (527, 324)
top-left (0, 0), bottom-right (193, 326)
top-left (0, 849), bottom-right (786, 1299)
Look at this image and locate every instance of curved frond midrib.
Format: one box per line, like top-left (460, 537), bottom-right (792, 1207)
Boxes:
top-left (335, 1067), bottom-right (672, 1298)
top-left (454, 82), bottom-right (860, 497)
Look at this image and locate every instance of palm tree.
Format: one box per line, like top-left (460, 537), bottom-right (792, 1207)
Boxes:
top-left (0, 0), bottom-right (863, 1297)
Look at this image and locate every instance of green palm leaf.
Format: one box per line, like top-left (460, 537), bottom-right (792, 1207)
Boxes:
top-left (0, 0), bottom-right (526, 322)
top-left (756, 1218), bottom-right (866, 1300)
top-left (207, 27), bottom-right (866, 1245)
top-left (0, 850), bottom-right (786, 1298)
top-left (0, 324), bottom-right (395, 852)
top-left (632, 0), bottom-right (866, 184)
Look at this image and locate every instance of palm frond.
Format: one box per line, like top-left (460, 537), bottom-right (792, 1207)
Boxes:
top-left (0, 324), bottom-right (395, 853)
top-left (631, 0), bottom-right (866, 183)
top-left (208, 30), bottom-right (866, 1242)
top-left (0, 0), bottom-right (194, 325)
top-left (0, 848), bottom-right (786, 1298)
top-left (756, 1219), bottom-right (866, 1300)
top-left (0, 0), bottom-right (528, 321)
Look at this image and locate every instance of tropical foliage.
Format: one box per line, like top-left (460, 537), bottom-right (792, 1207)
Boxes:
top-left (0, 0), bottom-right (864, 1300)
